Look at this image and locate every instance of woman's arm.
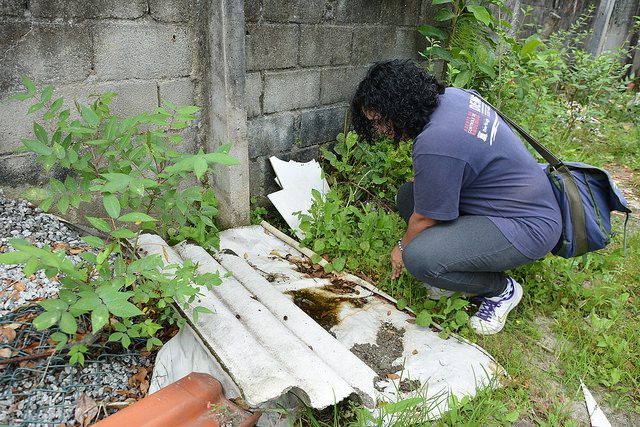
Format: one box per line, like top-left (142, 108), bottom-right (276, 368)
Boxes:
top-left (391, 212), bottom-right (439, 279)
top-left (403, 211), bottom-right (439, 246)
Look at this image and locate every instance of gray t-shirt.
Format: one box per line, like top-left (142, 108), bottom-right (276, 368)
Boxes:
top-left (412, 87), bottom-right (562, 259)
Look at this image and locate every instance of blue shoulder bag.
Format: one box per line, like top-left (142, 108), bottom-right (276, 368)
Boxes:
top-left (481, 95), bottom-right (632, 258)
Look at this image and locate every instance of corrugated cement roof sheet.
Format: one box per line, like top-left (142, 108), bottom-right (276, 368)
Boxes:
top-left (140, 224), bottom-right (503, 417)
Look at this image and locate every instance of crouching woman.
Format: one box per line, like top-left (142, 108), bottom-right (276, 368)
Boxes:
top-left (351, 60), bottom-right (562, 335)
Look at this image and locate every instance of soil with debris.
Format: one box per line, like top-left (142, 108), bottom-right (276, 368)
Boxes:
top-left (350, 322), bottom-right (405, 382)
top-left (286, 286), bottom-right (367, 331)
top-left (399, 378), bottom-right (421, 393)
top-left (0, 193), bottom-right (155, 426)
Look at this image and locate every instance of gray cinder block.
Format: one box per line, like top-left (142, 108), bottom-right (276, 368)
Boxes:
top-left (0, 23), bottom-right (92, 93)
top-left (30, 0), bottom-right (147, 19)
top-left (320, 66), bottom-right (368, 105)
top-left (263, 0), bottom-right (325, 23)
top-left (263, 69), bottom-right (320, 113)
top-left (245, 23), bottom-right (299, 71)
top-left (94, 22), bottom-right (192, 80)
top-left (298, 105), bottom-right (347, 147)
top-left (247, 112), bottom-right (297, 159)
top-left (299, 25), bottom-right (352, 67)
top-left (245, 72), bottom-right (263, 118)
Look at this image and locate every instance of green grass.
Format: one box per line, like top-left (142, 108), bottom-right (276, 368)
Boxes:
top-left (285, 234), bottom-right (639, 426)
top-left (288, 216), bottom-right (640, 426)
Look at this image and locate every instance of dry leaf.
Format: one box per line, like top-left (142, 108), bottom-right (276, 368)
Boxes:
top-left (128, 367), bottom-right (148, 387)
top-left (405, 319), bottom-right (416, 324)
top-left (5, 323), bottom-right (21, 330)
top-left (139, 379), bottom-right (150, 395)
top-left (52, 242), bottom-right (70, 252)
top-left (13, 283), bottom-right (26, 292)
top-left (162, 246), bottom-right (169, 262)
top-left (0, 327), bottom-right (17, 343)
top-left (387, 310), bottom-right (391, 316)
top-left (69, 248), bottom-right (84, 255)
top-left (74, 393), bottom-right (98, 427)
top-left (623, 123), bottom-right (632, 131)
top-left (412, 349), bottom-right (418, 355)
top-left (0, 348), bottom-right (13, 358)
top-left (386, 373), bottom-right (400, 380)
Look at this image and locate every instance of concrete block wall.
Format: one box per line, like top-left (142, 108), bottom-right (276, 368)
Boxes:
top-left (245, 0), bottom-right (434, 199)
top-left (504, 0), bottom-right (598, 38)
top-left (0, 0), bottom-right (205, 193)
top-left (4, 0), bottom-right (634, 224)
top-left (505, 0), bottom-right (639, 55)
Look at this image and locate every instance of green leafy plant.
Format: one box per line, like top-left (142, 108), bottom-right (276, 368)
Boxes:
top-left (481, 8), bottom-right (639, 169)
top-left (298, 186), bottom-right (407, 280)
top-left (1, 77), bottom-right (236, 363)
top-left (250, 196), bottom-right (269, 225)
top-left (419, 0), bottom-right (511, 87)
top-left (321, 132), bottom-right (413, 206)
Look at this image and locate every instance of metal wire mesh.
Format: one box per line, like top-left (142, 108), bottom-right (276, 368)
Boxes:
top-left (1, 305), bottom-right (151, 426)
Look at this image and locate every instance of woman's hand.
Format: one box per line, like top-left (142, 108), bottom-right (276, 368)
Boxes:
top-left (390, 244), bottom-right (404, 279)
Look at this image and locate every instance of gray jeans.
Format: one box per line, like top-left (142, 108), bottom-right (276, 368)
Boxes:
top-left (396, 182), bottom-right (534, 297)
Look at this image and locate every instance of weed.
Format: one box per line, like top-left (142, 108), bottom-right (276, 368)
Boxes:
top-left (419, 0), bottom-right (511, 88)
top-left (250, 196), bottom-right (269, 225)
top-left (2, 78), bottom-right (234, 362)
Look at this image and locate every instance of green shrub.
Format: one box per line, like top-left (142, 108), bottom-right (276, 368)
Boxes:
top-left (1, 77), bottom-right (237, 363)
top-left (320, 131), bottom-right (413, 206)
top-left (419, 0), bottom-right (511, 88)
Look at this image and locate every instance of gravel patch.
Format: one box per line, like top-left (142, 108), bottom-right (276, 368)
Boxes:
top-left (0, 193), bottom-right (154, 426)
top-left (0, 350), bottom-right (153, 426)
top-left (350, 322), bottom-right (405, 381)
top-left (0, 192), bottom-right (87, 313)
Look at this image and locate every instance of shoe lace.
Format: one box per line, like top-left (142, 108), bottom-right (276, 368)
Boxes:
top-left (476, 299), bottom-right (502, 321)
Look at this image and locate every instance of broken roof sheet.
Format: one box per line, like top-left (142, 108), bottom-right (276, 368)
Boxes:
top-left (266, 157), bottom-right (329, 239)
top-left (139, 233), bottom-right (377, 410)
top-left (142, 224), bottom-right (503, 418)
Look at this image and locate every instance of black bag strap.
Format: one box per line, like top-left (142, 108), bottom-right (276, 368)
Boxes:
top-left (465, 90), bottom-right (590, 256)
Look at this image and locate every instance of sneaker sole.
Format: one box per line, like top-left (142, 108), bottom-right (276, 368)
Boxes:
top-left (471, 280), bottom-right (523, 335)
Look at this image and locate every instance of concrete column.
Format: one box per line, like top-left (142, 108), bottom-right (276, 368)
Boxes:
top-left (600, 0), bottom-right (640, 53)
top-left (205, 0), bottom-right (250, 227)
top-left (588, 0), bottom-right (617, 55)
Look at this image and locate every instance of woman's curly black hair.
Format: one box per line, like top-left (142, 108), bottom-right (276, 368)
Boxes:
top-left (351, 59), bottom-right (445, 142)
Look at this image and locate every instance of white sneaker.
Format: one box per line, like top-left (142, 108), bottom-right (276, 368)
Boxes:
top-left (424, 284), bottom-right (455, 300)
top-left (469, 277), bottom-right (523, 335)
